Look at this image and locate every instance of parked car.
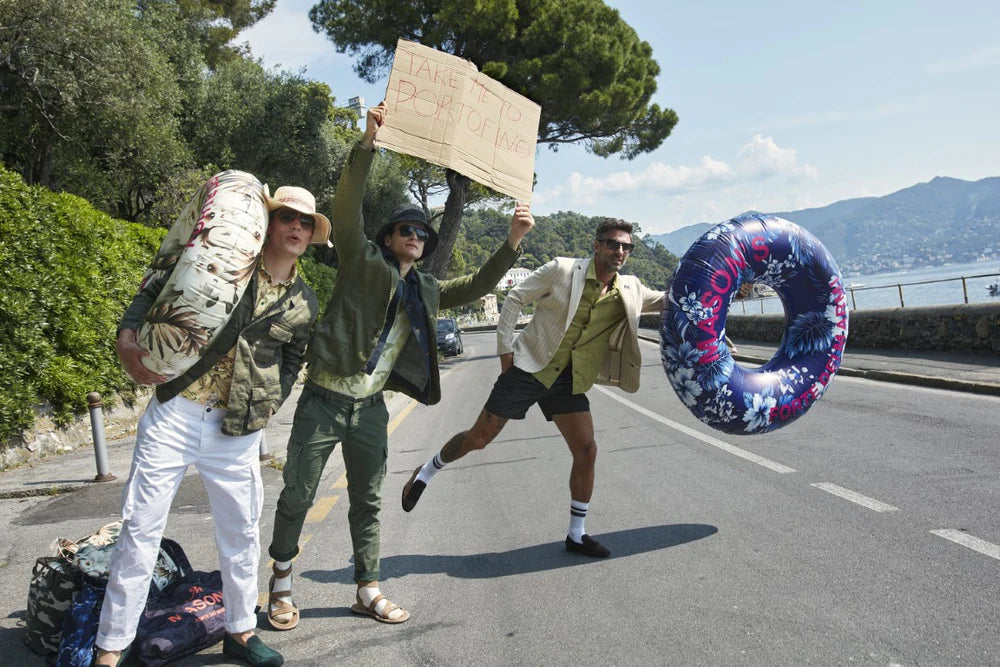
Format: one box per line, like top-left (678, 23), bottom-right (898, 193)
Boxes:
top-left (436, 318), bottom-right (464, 356)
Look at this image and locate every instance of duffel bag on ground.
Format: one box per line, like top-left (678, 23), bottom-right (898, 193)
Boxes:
top-left (133, 569), bottom-right (227, 666)
top-left (23, 556), bottom-right (79, 657)
top-left (24, 521), bottom-right (191, 660)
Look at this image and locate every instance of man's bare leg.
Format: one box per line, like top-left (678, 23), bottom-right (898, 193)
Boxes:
top-left (552, 411), bottom-right (609, 557)
top-left (552, 411), bottom-right (597, 501)
top-left (402, 409), bottom-right (508, 511)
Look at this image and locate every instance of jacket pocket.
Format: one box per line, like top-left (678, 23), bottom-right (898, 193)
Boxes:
top-left (268, 321), bottom-right (294, 342)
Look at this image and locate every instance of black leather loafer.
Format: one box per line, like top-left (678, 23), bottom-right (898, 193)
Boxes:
top-left (565, 534), bottom-right (611, 558)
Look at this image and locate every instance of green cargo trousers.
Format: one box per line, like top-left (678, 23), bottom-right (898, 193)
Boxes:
top-left (269, 382), bottom-right (389, 582)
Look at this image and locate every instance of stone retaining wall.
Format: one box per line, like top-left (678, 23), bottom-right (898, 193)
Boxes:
top-left (640, 302), bottom-right (1000, 352)
top-left (1, 391), bottom-right (152, 471)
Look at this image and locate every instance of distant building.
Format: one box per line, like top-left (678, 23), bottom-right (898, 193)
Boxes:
top-left (498, 267), bottom-right (531, 291)
top-left (346, 96), bottom-right (366, 126)
top-left (481, 293), bottom-right (498, 319)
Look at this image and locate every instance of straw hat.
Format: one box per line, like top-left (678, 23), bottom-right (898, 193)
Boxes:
top-left (264, 186), bottom-right (331, 245)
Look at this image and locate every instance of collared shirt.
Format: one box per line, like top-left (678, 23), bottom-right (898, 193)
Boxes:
top-left (180, 261), bottom-right (297, 408)
top-left (533, 258), bottom-right (626, 393)
top-left (308, 307), bottom-right (411, 398)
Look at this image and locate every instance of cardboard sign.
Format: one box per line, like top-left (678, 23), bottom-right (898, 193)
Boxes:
top-left (377, 39), bottom-right (541, 202)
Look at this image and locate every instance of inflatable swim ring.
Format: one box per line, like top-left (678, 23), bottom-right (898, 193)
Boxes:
top-left (661, 213), bottom-right (848, 435)
top-left (136, 170), bottom-right (268, 379)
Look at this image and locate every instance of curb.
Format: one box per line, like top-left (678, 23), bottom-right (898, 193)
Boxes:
top-left (0, 484), bottom-right (94, 500)
top-left (637, 333), bottom-right (1000, 397)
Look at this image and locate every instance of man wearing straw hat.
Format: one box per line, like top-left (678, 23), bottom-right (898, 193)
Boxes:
top-left (96, 185), bottom-right (328, 667)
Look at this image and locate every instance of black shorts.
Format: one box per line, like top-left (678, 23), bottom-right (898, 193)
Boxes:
top-left (483, 365), bottom-right (590, 421)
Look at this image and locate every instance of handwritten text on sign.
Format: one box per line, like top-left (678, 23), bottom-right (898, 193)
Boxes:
top-left (377, 39), bottom-right (541, 202)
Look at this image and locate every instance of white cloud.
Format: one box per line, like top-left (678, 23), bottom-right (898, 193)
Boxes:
top-left (564, 155), bottom-right (737, 201)
top-left (737, 134), bottom-right (818, 180)
top-left (532, 136), bottom-right (821, 232)
top-left (536, 135), bottom-right (815, 206)
top-left (927, 46), bottom-right (1000, 74)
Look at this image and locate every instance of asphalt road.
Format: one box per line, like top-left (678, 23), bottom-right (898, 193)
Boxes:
top-left (3, 331), bottom-right (999, 665)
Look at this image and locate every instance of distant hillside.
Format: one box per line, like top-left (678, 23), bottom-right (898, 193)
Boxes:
top-left (647, 176), bottom-right (1000, 276)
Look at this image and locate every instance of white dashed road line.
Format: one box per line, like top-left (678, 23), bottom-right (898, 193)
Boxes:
top-left (594, 386), bottom-right (797, 474)
top-left (930, 529), bottom-right (1000, 561)
top-left (810, 482), bottom-right (899, 512)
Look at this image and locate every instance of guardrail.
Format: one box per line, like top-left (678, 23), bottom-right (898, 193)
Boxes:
top-left (734, 272), bottom-right (1000, 313)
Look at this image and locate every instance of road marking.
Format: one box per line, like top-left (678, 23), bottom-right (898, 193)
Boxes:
top-left (930, 529), bottom-right (1000, 561)
top-left (811, 483), bottom-right (899, 512)
top-left (305, 494), bottom-right (339, 523)
top-left (594, 386), bottom-right (796, 474)
top-left (331, 472), bottom-right (348, 489)
top-left (388, 399), bottom-right (418, 435)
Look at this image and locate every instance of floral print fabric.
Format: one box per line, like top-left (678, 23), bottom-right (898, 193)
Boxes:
top-left (136, 171), bottom-right (268, 379)
top-left (661, 213), bottom-right (849, 435)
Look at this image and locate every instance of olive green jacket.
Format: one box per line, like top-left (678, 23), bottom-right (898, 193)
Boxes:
top-left (120, 265), bottom-right (318, 436)
top-left (306, 143), bottom-right (521, 405)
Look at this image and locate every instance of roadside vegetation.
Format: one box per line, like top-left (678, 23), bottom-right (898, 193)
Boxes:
top-left (0, 0), bottom-right (678, 447)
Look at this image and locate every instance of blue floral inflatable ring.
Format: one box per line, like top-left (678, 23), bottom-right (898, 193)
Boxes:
top-left (661, 213), bottom-right (849, 435)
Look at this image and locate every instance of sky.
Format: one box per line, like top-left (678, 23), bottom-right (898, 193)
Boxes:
top-left (240, 1), bottom-right (1000, 235)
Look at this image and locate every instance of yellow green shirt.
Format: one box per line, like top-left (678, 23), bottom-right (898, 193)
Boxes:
top-left (533, 259), bottom-right (626, 393)
top-left (307, 306), bottom-right (411, 398)
top-left (180, 261), bottom-right (297, 408)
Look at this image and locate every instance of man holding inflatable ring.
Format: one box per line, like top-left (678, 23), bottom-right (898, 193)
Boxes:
top-left (96, 187), bottom-right (327, 667)
top-left (265, 100), bottom-right (534, 627)
top-left (402, 218), bottom-right (664, 559)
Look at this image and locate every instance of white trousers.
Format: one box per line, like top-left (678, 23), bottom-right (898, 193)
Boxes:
top-left (97, 395), bottom-right (263, 650)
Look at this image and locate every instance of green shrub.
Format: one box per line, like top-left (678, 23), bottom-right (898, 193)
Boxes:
top-left (297, 249), bottom-right (336, 318)
top-left (0, 166), bottom-right (164, 444)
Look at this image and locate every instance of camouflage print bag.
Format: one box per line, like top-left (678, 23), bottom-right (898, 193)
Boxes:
top-left (23, 520), bottom-right (190, 659)
top-left (24, 556), bottom-right (80, 657)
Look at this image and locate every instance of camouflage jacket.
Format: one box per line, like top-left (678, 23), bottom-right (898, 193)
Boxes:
top-left (120, 261), bottom-right (318, 436)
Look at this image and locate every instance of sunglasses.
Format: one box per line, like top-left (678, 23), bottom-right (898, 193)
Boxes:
top-left (598, 238), bottom-right (634, 253)
top-left (397, 224), bottom-right (429, 241)
top-left (276, 209), bottom-right (316, 230)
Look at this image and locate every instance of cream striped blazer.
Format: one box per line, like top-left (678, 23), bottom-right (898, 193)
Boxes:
top-left (497, 257), bottom-right (665, 393)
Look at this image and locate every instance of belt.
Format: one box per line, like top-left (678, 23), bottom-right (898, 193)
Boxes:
top-left (305, 380), bottom-right (383, 407)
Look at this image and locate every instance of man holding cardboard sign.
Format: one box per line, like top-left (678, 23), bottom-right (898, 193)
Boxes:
top-left (266, 101), bottom-right (535, 627)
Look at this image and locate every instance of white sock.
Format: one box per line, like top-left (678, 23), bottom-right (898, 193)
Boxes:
top-left (415, 453), bottom-right (446, 484)
top-left (358, 583), bottom-right (405, 621)
top-left (270, 559), bottom-right (293, 616)
top-left (568, 500), bottom-right (588, 542)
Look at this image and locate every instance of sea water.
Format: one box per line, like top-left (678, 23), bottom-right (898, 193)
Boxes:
top-left (736, 259), bottom-right (1000, 315)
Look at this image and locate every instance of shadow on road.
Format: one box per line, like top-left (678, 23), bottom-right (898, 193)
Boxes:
top-left (300, 523), bottom-right (718, 585)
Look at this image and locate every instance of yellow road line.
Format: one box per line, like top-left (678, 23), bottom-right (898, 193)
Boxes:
top-left (331, 472), bottom-right (348, 489)
top-left (305, 494), bottom-right (339, 523)
top-left (387, 399), bottom-right (419, 435)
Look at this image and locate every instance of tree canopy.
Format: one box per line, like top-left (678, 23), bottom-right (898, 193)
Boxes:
top-left (0, 0), bottom-right (393, 232)
top-left (455, 208), bottom-right (678, 291)
top-left (309, 0), bottom-right (679, 277)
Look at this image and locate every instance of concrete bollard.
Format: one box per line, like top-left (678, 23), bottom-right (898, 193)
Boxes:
top-left (87, 392), bottom-right (117, 482)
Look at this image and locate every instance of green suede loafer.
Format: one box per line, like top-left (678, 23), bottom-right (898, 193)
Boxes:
top-left (222, 634), bottom-right (284, 667)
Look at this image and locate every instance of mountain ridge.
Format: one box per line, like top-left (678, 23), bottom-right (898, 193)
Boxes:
top-left (647, 176), bottom-right (1000, 276)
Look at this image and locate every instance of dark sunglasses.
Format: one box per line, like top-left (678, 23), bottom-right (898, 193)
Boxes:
top-left (598, 238), bottom-right (634, 253)
top-left (397, 223), bottom-right (429, 241)
top-left (276, 209), bottom-right (316, 230)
